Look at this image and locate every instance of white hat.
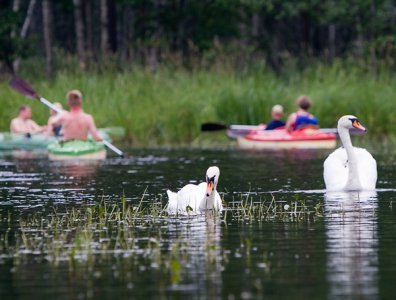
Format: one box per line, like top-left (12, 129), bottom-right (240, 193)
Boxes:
top-left (272, 104), bottom-right (283, 114)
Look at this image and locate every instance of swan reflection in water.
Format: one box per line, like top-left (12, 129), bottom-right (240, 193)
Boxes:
top-left (165, 211), bottom-right (223, 297)
top-left (325, 191), bottom-right (378, 300)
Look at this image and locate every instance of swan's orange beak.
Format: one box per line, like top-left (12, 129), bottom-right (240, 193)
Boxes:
top-left (352, 120), bottom-right (367, 132)
top-left (206, 181), bottom-right (214, 197)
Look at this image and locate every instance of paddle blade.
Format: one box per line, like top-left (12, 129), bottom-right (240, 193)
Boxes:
top-left (9, 76), bottom-right (39, 99)
top-left (201, 122), bottom-right (228, 131)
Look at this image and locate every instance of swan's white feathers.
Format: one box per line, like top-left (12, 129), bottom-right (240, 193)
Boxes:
top-left (323, 115), bottom-right (377, 191)
top-left (324, 146), bottom-right (376, 191)
top-left (166, 167), bottom-right (223, 214)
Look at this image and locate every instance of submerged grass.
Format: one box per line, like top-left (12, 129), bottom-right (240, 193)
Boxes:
top-left (1, 63), bottom-right (395, 145)
top-left (0, 193), bottom-right (324, 267)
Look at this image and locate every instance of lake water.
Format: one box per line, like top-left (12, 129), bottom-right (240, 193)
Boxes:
top-left (1, 145), bottom-right (396, 300)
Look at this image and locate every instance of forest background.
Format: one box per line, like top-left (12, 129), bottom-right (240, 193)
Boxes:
top-left (0, 0), bottom-right (395, 145)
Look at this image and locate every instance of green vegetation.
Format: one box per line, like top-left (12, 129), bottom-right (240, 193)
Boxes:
top-left (1, 63), bottom-right (395, 145)
top-left (0, 193), bottom-right (323, 265)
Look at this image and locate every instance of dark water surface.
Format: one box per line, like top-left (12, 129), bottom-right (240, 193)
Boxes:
top-left (1, 146), bottom-right (396, 300)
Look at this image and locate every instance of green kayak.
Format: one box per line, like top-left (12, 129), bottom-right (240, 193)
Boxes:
top-left (0, 128), bottom-right (119, 151)
top-left (0, 132), bottom-right (56, 150)
top-left (48, 140), bottom-right (106, 160)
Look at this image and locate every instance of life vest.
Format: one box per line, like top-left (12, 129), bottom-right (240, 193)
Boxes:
top-left (53, 125), bottom-right (62, 137)
top-left (294, 114), bottom-right (318, 130)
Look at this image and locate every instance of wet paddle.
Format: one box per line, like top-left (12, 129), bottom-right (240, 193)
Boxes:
top-left (201, 122), bottom-right (363, 136)
top-left (9, 76), bottom-right (126, 158)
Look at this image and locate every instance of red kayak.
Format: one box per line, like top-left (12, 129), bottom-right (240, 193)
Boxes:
top-left (237, 127), bottom-right (337, 150)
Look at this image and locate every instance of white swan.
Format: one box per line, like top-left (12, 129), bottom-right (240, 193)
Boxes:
top-left (166, 166), bottom-right (223, 214)
top-left (323, 115), bottom-right (377, 191)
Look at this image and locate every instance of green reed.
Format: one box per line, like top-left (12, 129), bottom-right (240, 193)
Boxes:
top-left (1, 62), bottom-right (395, 145)
top-left (0, 192), bottom-right (325, 265)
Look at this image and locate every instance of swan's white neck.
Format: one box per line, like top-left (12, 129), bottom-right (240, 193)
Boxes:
top-left (199, 187), bottom-right (216, 210)
top-left (338, 124), bottom-right (361, 190)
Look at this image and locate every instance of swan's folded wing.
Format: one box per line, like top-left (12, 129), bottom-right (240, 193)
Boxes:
top-left (171, 183), bottom-right (204, 213)
top-left (355, 148), bottom-right (377, 190)
top-left (323, 148), bottom-right (349, 191)
top-left (166, 190), bottom-right (178, 213)
top-left (214, 191), bottom-right (223, 211)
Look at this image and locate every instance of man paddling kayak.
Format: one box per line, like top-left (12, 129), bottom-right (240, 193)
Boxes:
top-left (10, 105), bottom-right (45, 135)
top-left (52, 90), bottom-right (102, 141)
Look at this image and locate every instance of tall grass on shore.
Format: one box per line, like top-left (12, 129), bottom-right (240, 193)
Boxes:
top-left (1, 63), bottom-right (395, 145)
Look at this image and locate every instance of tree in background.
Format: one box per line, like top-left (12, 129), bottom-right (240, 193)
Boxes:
top-left (0, 0), bottom-right (395, 75)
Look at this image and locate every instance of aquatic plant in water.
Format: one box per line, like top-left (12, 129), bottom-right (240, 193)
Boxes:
top-left (0, 192), bottom-right (325, 270)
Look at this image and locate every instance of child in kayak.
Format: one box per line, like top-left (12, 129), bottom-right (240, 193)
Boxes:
top-left (10, 105), bottom-right (45, 135)
top-left (285, 95), bottom-right (318, 132)
top-left (264, 104), bottom-right (286, 130)
top-left (51, 90), bottom-right (102, 141)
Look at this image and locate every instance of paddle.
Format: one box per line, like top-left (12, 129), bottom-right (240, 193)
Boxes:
top-left (201, 123), bottom-right (258, 132)
top-left (9, 76), bottom-right (126, 158)
top-left (201, 122), bottom-right (364, 136)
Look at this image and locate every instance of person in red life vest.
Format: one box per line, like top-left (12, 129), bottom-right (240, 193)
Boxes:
top-left (285, 95), bottom-right (318, 132)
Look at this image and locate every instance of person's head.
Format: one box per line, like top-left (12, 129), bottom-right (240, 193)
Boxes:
top-left (18, 105), bottom-right (32, 119)
top-left (50, 102), bottom-right (63, 116)
top-left (296, 95), bottom-right (312, 111)
top-left (66, 90), bottom-right (82, 108)
top-left (271, 104), bottom-right (283, 120)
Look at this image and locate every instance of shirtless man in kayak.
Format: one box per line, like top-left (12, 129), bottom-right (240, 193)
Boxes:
top-left (285, 95), bottom-right (319, 132)
top-left (52, 90), bottom-right (102, 141)
top-left (10, 105), bottom-right (45, 135)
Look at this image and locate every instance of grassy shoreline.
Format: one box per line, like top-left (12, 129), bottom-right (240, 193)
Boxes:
top-left (1, 63), bottom-right (395, 146)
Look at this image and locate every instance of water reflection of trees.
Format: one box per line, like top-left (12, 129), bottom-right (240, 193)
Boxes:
top-left (325, 191), bottom-right (378, 300)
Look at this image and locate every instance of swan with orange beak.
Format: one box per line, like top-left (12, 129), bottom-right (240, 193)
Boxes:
top-left (166, 166), bottom-right (223, 214)
top-left (323, 115), bottom-right (377, 191)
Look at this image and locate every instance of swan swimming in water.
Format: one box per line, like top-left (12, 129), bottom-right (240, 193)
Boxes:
top-left (323, 115), bottom-right (377, 191)
top-left (166, 166), bottom-right (223, 214)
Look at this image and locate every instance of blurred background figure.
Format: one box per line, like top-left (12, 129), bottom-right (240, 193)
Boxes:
top-left (265, 104), bottom-right (286, 130)
top-left (10, 105), bottom-right (45, 135)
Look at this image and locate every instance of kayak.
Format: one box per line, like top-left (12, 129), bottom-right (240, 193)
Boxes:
top-left (0, 128), bottom-right (116, 150)
top-left (237, 128), bottom-right (337, 150)
top-left (0, 132), bottom-right (56, 150)
top-left (48, 140), bottom-right (106, 160)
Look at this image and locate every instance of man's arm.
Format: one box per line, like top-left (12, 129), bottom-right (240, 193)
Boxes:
top-left (10, 119), bottom-right (19, 133)
top-left (87, 115), bottom-right (103, 141)
top-left (28, 120), bottom-right (44, 134)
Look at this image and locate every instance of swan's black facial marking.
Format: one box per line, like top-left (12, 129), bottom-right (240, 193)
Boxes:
top-left (349, 117), bottom-right (362, 128)
top-left (206, 175), bottom-right (216, 197)
top-left (206, 175), bottom-right (216, 183)
top-left (348, 117), bottom-right (358, 123)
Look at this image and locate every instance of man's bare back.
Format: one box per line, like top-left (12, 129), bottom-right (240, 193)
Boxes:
top-left (53, 90), bottom-right (102, 141)
top-left (55, 110), bottom-right (102, 141)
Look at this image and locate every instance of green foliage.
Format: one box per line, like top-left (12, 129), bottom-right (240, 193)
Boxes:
top-left (1, 62), bottom-right (395, 145)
